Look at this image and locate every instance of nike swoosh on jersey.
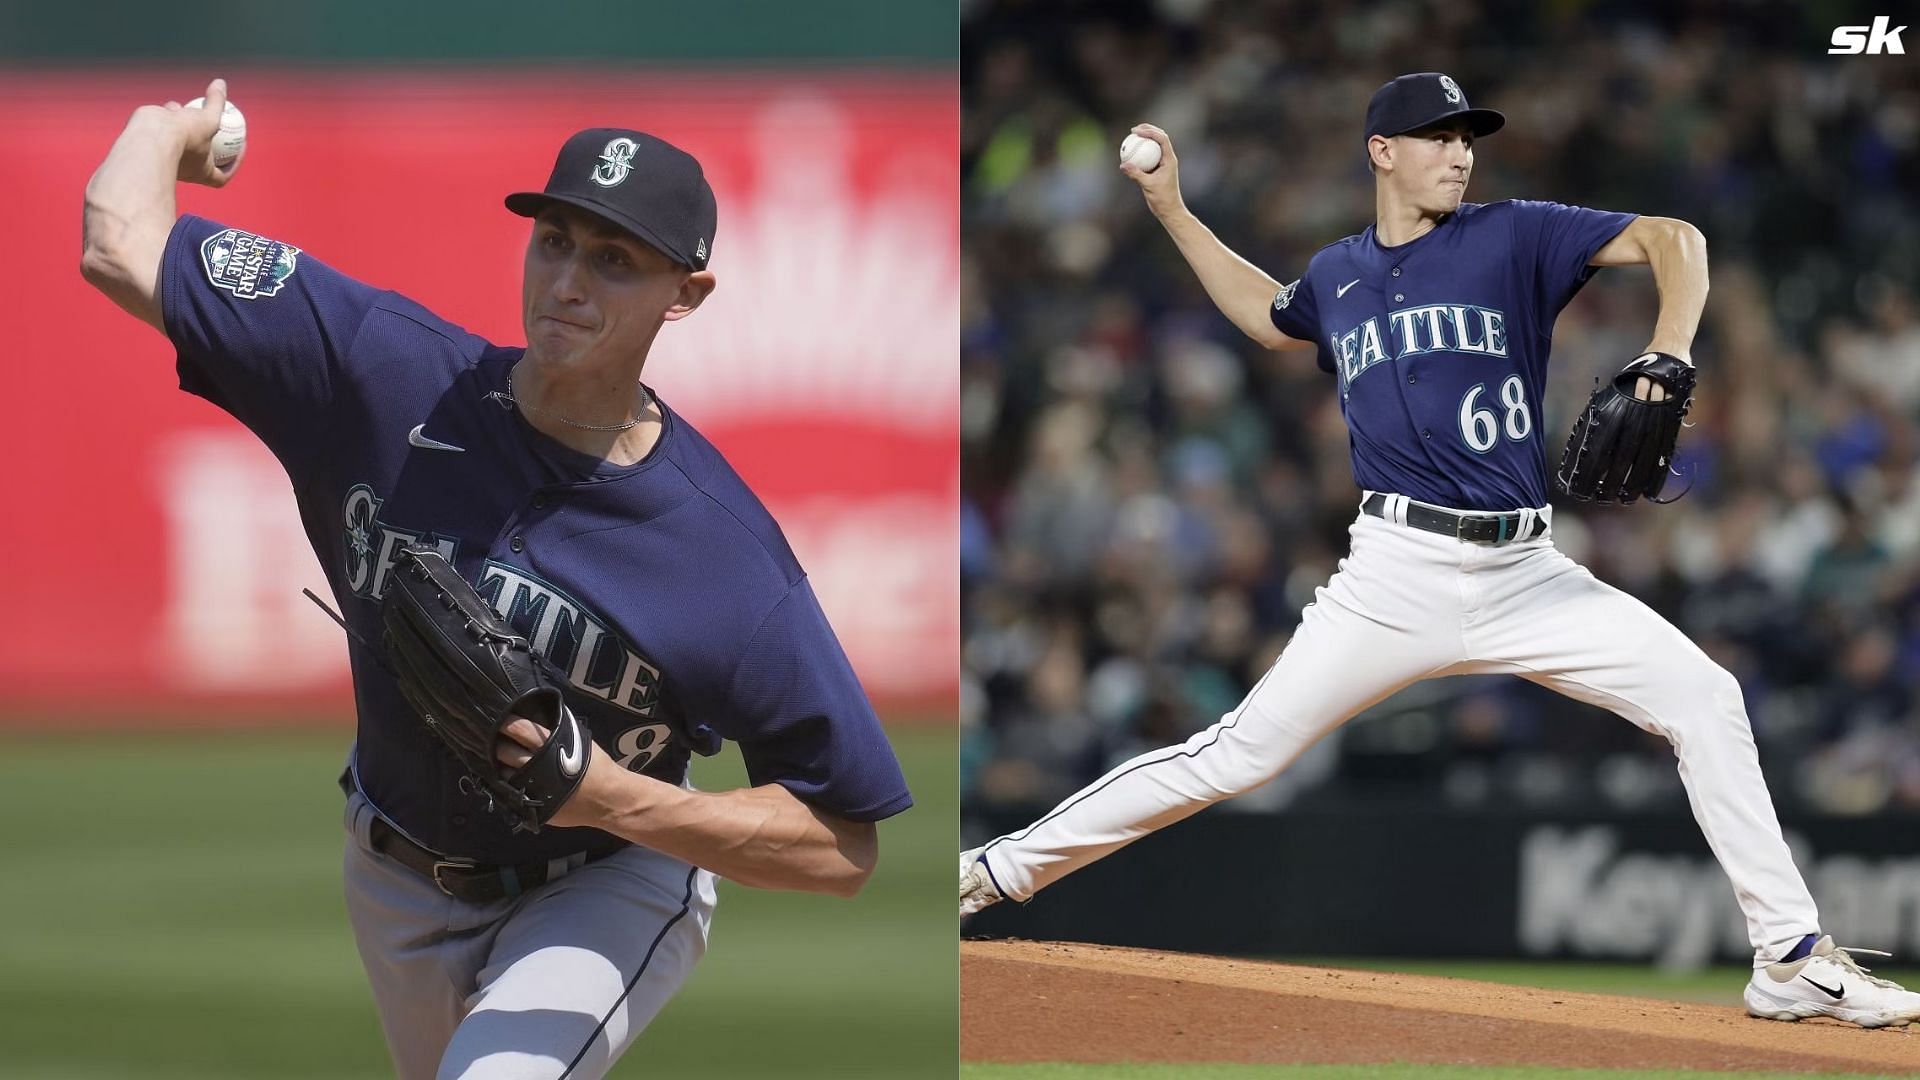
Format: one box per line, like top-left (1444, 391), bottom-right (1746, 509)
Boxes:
top-left (407, 424), bottom-right (466, 453)
top-left (1336, 279), bottom-right (1362, 298)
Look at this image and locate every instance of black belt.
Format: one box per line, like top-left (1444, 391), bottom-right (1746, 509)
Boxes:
top-left (1362, 492), bottom-right (1547, 546)
top-left (342, 769), bottom-right (615, 904)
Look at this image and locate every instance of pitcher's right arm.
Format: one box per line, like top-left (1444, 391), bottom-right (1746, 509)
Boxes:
top-left (1121, 123), bottom-right (1311, 351)
top-left (80, 78), bottom-right (239, 332)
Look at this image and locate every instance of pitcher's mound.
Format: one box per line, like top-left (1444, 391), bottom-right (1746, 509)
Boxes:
top-left (962, 941), bottom-right (1919, 1073)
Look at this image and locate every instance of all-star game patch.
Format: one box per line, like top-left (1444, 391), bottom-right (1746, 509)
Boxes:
top-left (200, 228), bottom-right (300, 300)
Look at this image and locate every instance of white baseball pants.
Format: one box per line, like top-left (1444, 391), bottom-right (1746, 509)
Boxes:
top-left (980, 494), bottom-right (1820, 964)
top-left (342, 788), bottom-right (717, 1079)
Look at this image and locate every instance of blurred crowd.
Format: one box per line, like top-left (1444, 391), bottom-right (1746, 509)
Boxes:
top-left (960, 0), bottom-right (1920, 820)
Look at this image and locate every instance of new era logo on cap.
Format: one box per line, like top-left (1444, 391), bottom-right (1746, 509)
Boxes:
top-left (506, 128), bottom-right (717, 270)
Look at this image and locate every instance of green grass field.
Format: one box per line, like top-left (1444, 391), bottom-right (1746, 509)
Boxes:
top-left (958, 1016), bottom-right (1920, 1080)
top-left (0, 723), bottom-right (956, 1079)
top-left (1301, 956), bottom-right (1920, 1006)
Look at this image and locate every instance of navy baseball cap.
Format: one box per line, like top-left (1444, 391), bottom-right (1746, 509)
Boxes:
top-left (506, 128), bottom-right (716, 270)
top-left (1364, 73), bottom-right (1505, 143)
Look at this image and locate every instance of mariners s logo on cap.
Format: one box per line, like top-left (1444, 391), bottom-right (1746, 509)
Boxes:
top-left (1364, 73), bottom-right (1505, 143)
top-left (507, 128), bottom-right (719, 270)
top-left (591, 138), bottom-right (638, 188)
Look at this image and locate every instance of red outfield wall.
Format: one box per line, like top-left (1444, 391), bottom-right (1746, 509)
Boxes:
top-left (0, 72), bottom-right (957, 717)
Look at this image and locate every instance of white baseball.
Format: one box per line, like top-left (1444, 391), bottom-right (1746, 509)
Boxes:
top-left (185, 96), bottom-right (247, 167)
top-left (1120, 132), bottom-right (1162, 173)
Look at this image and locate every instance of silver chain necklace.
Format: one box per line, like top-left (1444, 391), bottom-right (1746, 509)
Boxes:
top-left (490, 373), bottom-right (652, 432)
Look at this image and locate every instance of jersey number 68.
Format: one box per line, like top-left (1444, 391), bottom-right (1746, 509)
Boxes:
top-left (613, 722), bottom-right (675, 772)
top-left (1459, 374), bottom-right (1533, 453)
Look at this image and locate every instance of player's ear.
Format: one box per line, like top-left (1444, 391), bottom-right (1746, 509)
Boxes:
top-left (664, 270), bottom-right (716, 322)
top-left (1368, 135), bottom-right (1393, 173)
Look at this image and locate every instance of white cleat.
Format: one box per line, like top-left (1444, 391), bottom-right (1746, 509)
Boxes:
top-left (960, 847), bottom-right (1004, 916)
top-left (1745, 936), bottom-right (1920, 1029)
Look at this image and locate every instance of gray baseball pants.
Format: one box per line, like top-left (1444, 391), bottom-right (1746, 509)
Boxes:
top-left (342, 788), bottom-right (717, 1079)
top-left (980, 498), bottom-right (1822, 965)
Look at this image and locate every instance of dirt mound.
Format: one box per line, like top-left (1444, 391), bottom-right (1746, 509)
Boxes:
top-left (962, 940), bottom-right (1920, 1073)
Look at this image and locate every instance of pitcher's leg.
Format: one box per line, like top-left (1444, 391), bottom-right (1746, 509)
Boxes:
top-left (979, 517), bottom-right (1466, 901)
top-left (341, 792), bottom-right (499, 1080)
top-left (1471, 547), bottom-right (1818, 962)
top-left (437, 849), bottom-right (717, 1080)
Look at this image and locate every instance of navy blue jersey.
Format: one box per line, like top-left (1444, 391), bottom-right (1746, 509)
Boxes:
top-left (1268, 200), bottom-right (1635, 510)
top-left (161, 215), bottom-right (912, 864)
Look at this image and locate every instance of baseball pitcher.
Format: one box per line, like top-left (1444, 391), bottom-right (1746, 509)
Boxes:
top-left (961, 72), bottom-right (1920, 1029)
top-left (82, 80), bottom-right (914, 1078)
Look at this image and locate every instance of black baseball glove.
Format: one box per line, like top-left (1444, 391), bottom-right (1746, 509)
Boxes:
top-left (1553, 352), bottom-right (1697, 504)
top-left (379, 545), bottom-right (591, 833)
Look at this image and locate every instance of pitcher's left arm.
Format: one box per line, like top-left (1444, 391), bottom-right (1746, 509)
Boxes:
top-left (1589, 216), bottom-right (1708, 367)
